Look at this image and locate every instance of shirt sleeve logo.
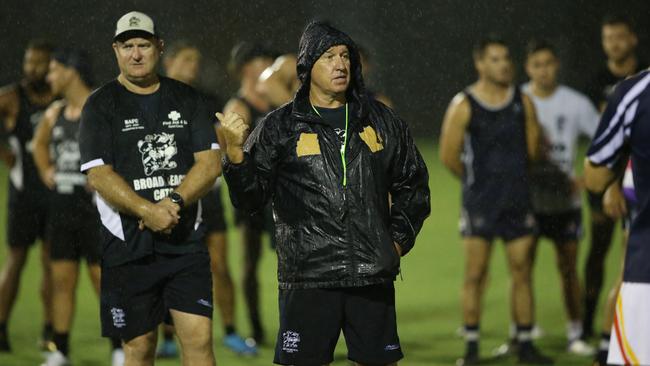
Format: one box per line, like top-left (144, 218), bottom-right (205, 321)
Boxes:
top-left (137, 132), bottom-right (178, 176)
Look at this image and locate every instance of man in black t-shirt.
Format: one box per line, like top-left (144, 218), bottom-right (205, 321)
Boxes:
top-left (582, 15), bottom-right (648, 343)
top-left (223, 41), bottom-right (276, 345)
top-left (79, 11), bottom-right (220, 366)
top-left (33, 47), bottom-right (124, 366)
top-left (162, 40), bottom-right (257, 356)
top-left (0, 40), bottom-right (55, 352)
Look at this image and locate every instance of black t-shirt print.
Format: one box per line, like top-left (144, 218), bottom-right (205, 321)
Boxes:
top-left (78, 76), bottom-right (219, 267)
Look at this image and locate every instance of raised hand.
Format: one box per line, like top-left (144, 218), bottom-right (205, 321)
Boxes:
top-left (216, 112), bottom-right (249, 164)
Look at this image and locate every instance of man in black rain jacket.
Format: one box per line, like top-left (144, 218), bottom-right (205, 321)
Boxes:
top-left (219, 21), bottom-right (430, 366)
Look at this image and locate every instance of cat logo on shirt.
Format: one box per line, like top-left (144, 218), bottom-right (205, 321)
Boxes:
top-left (137, 132), bottom-right (178, 176)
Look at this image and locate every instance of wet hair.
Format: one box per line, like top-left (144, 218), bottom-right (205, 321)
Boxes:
top-left (602, 14), bottom-right (636, 34)
top-left (228, 41), bottom-right (278, 76)
top-left (526, 39), bottom-right (557, 58)
top-left (473, 35), bottom-right (508, 59)
top-left (26, 39), bottom-right (54, 54)
top-left (164, 40), bottom-right (199, 61)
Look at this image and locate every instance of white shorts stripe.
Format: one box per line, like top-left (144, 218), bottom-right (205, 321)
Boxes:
top-left (608, 282), bottom-right (650, 365)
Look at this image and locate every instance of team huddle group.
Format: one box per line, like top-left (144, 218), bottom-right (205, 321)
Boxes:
top-left (0, 9), bottom-right (648, 366)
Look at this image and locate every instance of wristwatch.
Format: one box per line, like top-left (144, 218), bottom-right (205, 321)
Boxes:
top-left (169, 192), bottom-right (185, 209)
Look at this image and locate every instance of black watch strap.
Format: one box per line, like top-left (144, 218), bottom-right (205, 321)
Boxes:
top-left (169, 192), bottom-right (185, 209)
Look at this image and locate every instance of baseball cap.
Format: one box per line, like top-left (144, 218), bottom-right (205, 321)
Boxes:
top-left (114, 11), bottom-right (157, 41)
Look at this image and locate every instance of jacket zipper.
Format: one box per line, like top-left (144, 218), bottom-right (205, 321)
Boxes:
top-left (311, 104), bottom-right (355, 280)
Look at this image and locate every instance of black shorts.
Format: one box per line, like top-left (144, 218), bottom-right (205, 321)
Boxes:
top-left (235, 200), bottom-right (274, 231)
top-left (460, 207), bottom-right (536, 242)
top-left (235, 204), bottom-right (276, 248)
top-left (274, 283), bottom-right (403, 365)
top-left (7, 186), bottom-right (49, 248)
top-left (100, 252), bottom-right (213, 341)
top-left (48, 202), bottom-right (101, 263)
top-left (201, 184), bottom-right (226, 233)
top-left (534, 209), bottom-right (582, 243)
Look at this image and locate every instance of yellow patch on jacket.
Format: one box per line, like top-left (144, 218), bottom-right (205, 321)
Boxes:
top-left (359, 126), bottom-right (384, 152)
top-left (296, 133), bottom-right (321, 157)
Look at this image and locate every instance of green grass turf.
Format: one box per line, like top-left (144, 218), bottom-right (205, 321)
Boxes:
top-left (0, 141), bottom-right (623, 365)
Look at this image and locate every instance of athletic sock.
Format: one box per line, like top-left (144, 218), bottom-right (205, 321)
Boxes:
top-left (251, 317), bottom-right (263, 341)
top-left (583, 297), bottom-right (597, 337)
top-left (516, 325), bottom-right (534, 350)
top-left (110, 337), bottom-right (122, 350)
top-left (509, 323), bottom-right (517, 340)
top-left (0, 323), bottom-right (8, 349)
top-left (464, 324), bottom-right (479, 355)
top-left (225, 325), bottom-right (236, 336)
top-left (52, 332), bottom-right (69, 356)
top-left (599, 332), bottom-right (610, 351)
top-left (42, 323), bottom-right (53, 341)
top-left (597, 333), bottom-right (610, 364)
top-left (584, 220), bottom-right (615, 337)
top-left (566, 320), bottom-right (583, 343)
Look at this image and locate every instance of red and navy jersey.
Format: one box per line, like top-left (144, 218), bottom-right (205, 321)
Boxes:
top-left (588, 69), bottom-right (650, 283)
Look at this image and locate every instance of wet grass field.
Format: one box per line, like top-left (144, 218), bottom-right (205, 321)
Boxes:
top-left (0, 141), bottom-right (623, 365)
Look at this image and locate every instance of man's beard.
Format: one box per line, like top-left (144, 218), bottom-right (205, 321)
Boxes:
top-left (611, 49), bottom-right (635, 64)
top-left (26, 78), bottom-right (50, 93)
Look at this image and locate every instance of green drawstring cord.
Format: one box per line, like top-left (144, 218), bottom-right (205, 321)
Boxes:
top-left (311, 103), bottom-right (349, 187)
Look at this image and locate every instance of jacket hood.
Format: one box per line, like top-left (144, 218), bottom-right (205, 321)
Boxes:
top-left (294, 21), bottom-right (369, 119)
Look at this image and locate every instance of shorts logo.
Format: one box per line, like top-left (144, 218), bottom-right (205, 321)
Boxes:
top-left (281, 330), bottom-right (300, 354)
top-left (525, 213), bottom-right (536, 229)
top-left (385, 344), bottom-right (400, 351)
top-left (137, 133), bottom-right (178, 176)
top-left (111, 308), bottom-right (126, 328)
top-left (197, 299), bottom-right (213, 308)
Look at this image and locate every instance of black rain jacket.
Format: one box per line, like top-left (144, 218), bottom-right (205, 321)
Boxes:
top-left (223, 21), bottom-right (430, 289)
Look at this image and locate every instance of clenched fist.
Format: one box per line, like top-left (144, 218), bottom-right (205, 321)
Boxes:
top-left (216, 112), bottom-right (249, 164)
top-left (138, 198), bottom-right (180, 233)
